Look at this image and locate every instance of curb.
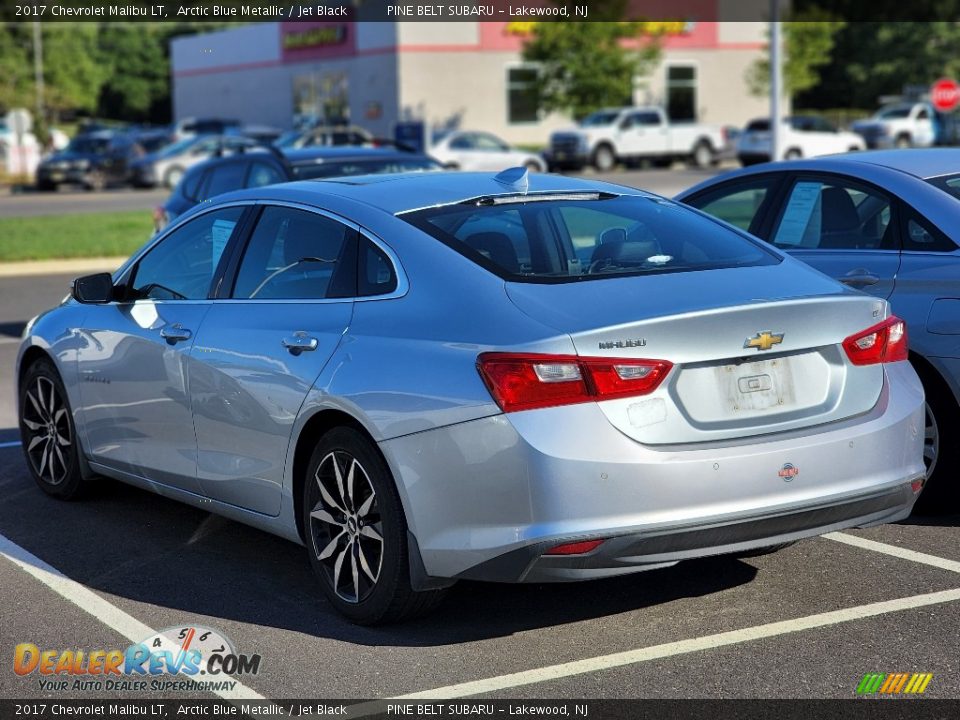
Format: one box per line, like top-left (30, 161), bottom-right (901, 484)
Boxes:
top-left (0, 257), bottom-right (127, 279)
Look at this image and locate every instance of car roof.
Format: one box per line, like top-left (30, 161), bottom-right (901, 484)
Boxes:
top-left (675, 149), bottom-right (960, 209)
top-left (212, 170), bottom-right (654, 216)
top-left (835, 149), bottom-right (960, 179)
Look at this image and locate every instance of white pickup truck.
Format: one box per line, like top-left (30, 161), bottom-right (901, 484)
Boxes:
top-left (851, 102), bottom-right (937, 149)
top-left (546, 106), bottom-right (726, 172)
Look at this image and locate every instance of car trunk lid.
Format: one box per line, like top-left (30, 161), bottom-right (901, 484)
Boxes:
top-left (505, 263), bottom-right (889, 444)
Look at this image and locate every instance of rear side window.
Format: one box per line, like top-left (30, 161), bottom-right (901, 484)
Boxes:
top-left (404, 195), bottom-right (778, 282)
top-left (204, 162), bottom-right (248, 198)
top-left (358, 237), bottom-right (398, 296)
top-left (902, 213), bottom-right (955, 252)
top-left (232, 207), bottom-right (354, 299)
top-left (771, 179), bottom-right (894, 250)
top-left (246, 161), bottom-right (286, 188)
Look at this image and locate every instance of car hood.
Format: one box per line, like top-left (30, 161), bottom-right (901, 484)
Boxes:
top-left (504, 257), bottom-right (853, 336)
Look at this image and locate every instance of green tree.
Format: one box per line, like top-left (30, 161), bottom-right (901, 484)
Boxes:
top-left (521, 2), bottom-right (664, 120)
top-left (42, 24), bottom-right (107, 121)
top-left (747, 13), bottom-right (846, 99)
top-left (97, 25), bottom-right (169, 122)
top-left (799, 21), bottom-right (960, 110)
top-left (0, 25), bottom-right (35, 113)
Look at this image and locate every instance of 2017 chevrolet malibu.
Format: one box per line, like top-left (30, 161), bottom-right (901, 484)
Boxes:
top-left (18, 169), bottom-right (926, 624)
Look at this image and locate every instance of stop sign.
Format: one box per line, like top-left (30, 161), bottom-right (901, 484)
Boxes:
top-left (931, 78), bottom-right (960, 112)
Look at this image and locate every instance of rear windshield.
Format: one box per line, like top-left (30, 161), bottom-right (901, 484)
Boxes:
top-left (404, 195), bottom-right (779, 283)
top-left (293, 157), bottom-right (441, 180)
top-left (745, 120), bottom-right (770, 132)
top-left (927, 173), bottom-right (960, 201)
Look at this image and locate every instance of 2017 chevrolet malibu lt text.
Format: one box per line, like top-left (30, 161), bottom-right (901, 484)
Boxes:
top-left (18, 169), bottom-right (926, 624)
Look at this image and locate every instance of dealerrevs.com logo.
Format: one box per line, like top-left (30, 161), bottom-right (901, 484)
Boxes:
top-left (13, 625), bottom-right (261, 693)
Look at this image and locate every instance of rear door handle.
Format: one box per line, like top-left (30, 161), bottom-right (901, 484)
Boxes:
top-left (159, 323), bottom-right (192, 343)
top-left (282, 332), bottom-right (318, 355)
top-left (841, 270), bottom-right (880, 288)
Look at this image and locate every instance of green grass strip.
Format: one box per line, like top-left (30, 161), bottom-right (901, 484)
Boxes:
top-left (0, 210), bottom-right (153, 262)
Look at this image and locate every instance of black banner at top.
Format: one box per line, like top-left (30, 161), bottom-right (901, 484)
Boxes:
top-left (3, 0), bottom-right (960, 23)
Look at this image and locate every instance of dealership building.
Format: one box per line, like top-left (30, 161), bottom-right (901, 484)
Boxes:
top-left (171, 14), bottom-right (777, 144)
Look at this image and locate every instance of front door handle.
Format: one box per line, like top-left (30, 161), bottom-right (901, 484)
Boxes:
top-left (160, 323), bottom-right (192, 343)
top-left (840, 270), bottom-right (880, 288)
top-left (282, 331), bottom-right (318, 355)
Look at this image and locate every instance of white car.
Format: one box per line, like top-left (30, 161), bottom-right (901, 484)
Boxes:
top-left (852, 103), bottom-right (937, 149)
top-left (430, 130), bottom-right (546, 172)
top-left (737, 116), bottom-right (865, 165)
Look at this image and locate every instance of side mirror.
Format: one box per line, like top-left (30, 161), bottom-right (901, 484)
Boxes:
top-left (72, 273), bottom-right (114, 304)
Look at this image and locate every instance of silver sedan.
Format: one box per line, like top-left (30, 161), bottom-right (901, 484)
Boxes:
top-left (18, 169), bottom-right (925, 624)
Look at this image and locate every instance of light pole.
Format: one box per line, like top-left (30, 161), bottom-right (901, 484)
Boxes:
top-left (770, 0), bottom-right (783, 162)
top-left (32, 20), bottom-right (45, 129)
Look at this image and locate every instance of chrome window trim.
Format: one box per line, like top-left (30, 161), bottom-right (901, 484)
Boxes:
top-left (112, 200), bottom-right (257, 281)
top-left (218, 199), bottom-right (409, 303)
top-left (113, 199), bottom-right (410, 303)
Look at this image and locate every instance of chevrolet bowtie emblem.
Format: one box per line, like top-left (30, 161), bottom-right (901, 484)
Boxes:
top-left (744, 331), bottom-right (784, 351)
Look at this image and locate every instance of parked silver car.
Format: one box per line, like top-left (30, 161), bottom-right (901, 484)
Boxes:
top-left (18, 169), bottom-right (925, 624)
top-left (676, 149), bottom-right (960, 512)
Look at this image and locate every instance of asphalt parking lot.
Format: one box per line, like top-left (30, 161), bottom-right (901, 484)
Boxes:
top-left (1, 170), bottom-right (959, 706)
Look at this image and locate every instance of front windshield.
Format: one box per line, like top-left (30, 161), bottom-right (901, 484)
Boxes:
top-left (579, 111), bottom-right (622, 127)
top-left (67, 137), bottom-right (111, 154)
top-left (157, 136), bottom-right (201, 158)
top-left (404, 195), bottom-right (778, 283)
top-left (876, 105), bottom-right (912, 119)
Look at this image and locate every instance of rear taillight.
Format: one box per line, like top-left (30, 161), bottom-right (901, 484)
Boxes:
top-left (842, 316), bottom-right (908, 366)
top-left (477, 353), bottom-right (672, 413)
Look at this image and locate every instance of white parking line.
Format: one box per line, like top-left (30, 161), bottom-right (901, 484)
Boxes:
top-left (825, 531), bottom-right (960, 574)
top-left (390, 588), bottom-right (960, 699)
top-left (0, 532), bottom-right (265, 701)
top-left (0, 441), bottom-right (22, 449)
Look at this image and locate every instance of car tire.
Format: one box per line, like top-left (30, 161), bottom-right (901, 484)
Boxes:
top-left (895, 134), bottom-right (912, 149)
top-left (36, 181), bottom-right (57, 192)
top-left (19, 358), bottom-right (87, 500)
top-left (912, 366), bottom-right (960, 514)
top-left (689, 141), bottom-right (713, 169)
top-left (591, 144), bottom-right (616, 172)
top-left (524, 160), bottom-right (542, 173)
top-left (303, 426), bottom-right (449, 624)
top-left (163, 166), bottom-right (185, 188)
top-left (784, 148), bottom-right (803, 160)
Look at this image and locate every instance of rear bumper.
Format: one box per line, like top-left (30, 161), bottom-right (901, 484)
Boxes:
top-left (544, 149), bottom-right (589, 169)
top-left (458, 480), bottom-right (918, 582)
top-left (36, 167), bottom-right (88, 185)
top-left (380, 362), bottom-right (925, 582)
